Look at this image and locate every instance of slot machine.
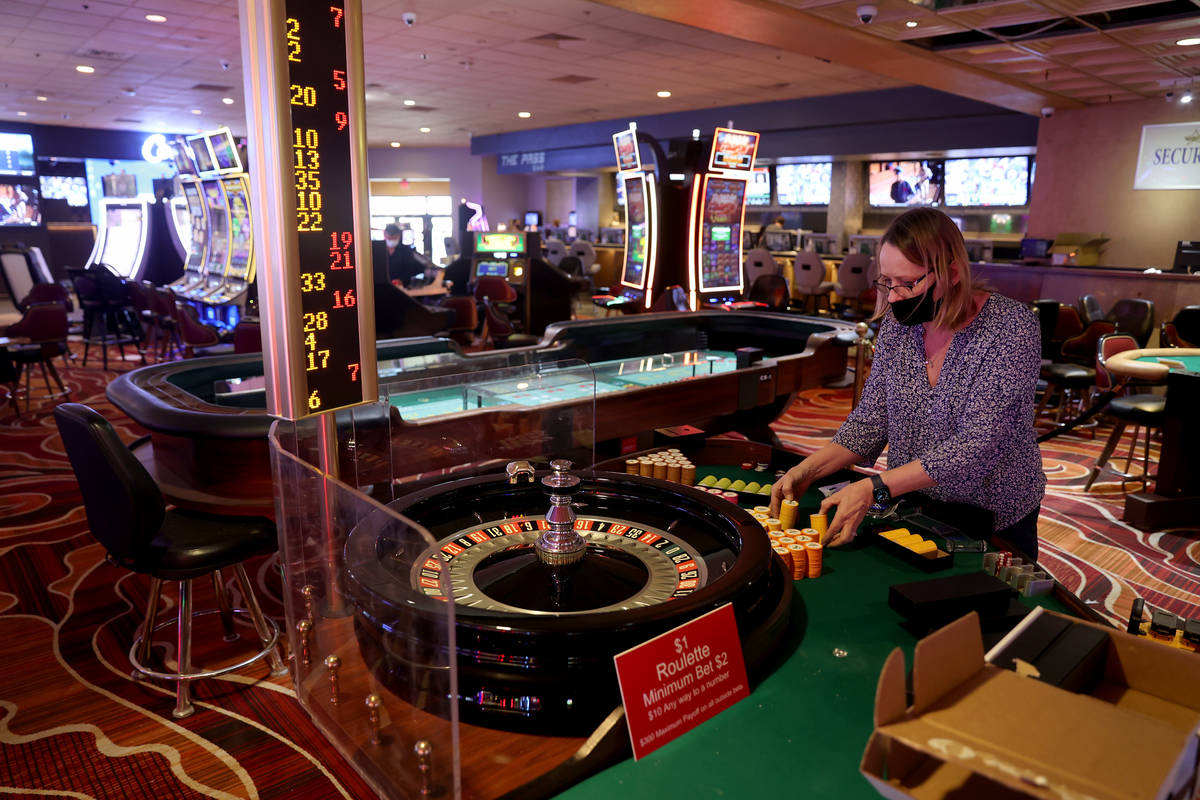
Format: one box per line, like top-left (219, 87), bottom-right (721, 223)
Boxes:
top-left (196, 128), bottom-right (255, 326)
top-left (686, 127), bottom-right (759, 310)
top-left (167, 137), bottom-right (211, 296)
top-left (611, 123), bottom-right (660, 311)
top-left (86, 196), bottom-right (152, 280)
top-left (470, 230), bottom-right (534, 292)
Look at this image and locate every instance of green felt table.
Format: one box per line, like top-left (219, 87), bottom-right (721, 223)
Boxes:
top-left (558, 475), bottom-right (1077, 800)
top-left (1139, 354), bottom-right (1200, 371)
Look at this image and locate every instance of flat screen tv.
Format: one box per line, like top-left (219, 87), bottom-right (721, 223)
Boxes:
top-left (0, 132), bottom-right (36, 176)
top-left (0, 180), bottom-right (41, 226)
top-left (746, 167), bottom-right (771, 206)
top-left (776, 163), bottom-right (832, 205)
top-left (868, 160), bottom-right (943, 207)
top-left (944, 156), bottom-right (1030, 207)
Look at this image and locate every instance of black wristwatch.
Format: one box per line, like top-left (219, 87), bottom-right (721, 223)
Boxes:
top-left (870, 474), bottom-right (892, 508)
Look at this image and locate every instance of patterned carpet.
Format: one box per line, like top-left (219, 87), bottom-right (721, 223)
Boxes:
top-left (1, 344), bottom-right (1197, 798)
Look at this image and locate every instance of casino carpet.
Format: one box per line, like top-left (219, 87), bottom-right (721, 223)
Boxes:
top-left (0, 344), bottom-right (1197, 798)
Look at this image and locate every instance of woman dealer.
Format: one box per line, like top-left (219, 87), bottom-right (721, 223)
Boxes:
top-left (770, 208), bottom-right (1045, 561)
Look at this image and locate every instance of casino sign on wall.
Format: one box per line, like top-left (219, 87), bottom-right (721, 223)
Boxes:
top-left (1134, 121), bottom-right (1200, 190)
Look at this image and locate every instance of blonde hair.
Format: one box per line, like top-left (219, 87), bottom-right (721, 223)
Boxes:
top-left (874, 208), bottom-right (985, 330)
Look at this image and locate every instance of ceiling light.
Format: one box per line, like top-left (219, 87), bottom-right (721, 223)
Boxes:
top-left (221, 97), bottom-right (235, 105)
top-left (75, 65), bottom-right (95, 74)
top-left (1176, 38), bottom-right (1200, 47)
top-left (1182, 92), bottom-right (1194, 104)
top-left (36, 95), bottom-right (47, 101)
top-left (191, 108), bottom-right (202, 115)
top-left (390, 141), bottom-right (401, 147)
top-left (17, 111), bottom-right (27, 117)
top-left (656, 90), bottom-right (672, 98)
top-left (517, 111), bottom-right (532, 118)
top-left (145, 13), bottom-right (167, 23)
top-left (419, 127), bottom-right (431, 133)
top-left (905, 20), bottom-right (918, 27)
top-left (403, 99), bottom-right (416, 106)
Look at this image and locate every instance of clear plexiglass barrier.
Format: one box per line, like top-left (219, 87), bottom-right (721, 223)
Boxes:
top-left (269, 360), bottom-right (597, 800)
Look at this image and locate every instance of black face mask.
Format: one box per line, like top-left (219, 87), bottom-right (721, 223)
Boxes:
top-left (890, 286), bottom-right (940, 326)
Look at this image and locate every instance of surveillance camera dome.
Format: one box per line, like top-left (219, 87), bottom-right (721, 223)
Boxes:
top-left (1165, 91), bottom-right (1176, 101)
top-left (856, 4), bottom-right (878, 23)
top-left (1040, 106), bottom-right (1055, 118)
top-left (402, 11), bottom-right (416, 26)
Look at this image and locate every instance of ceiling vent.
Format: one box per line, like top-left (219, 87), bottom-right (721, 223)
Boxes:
top-left (191, 83), bottom-right (234, 92)
top-left (549, 74), bottom-right (595, 84)
top-left (114, 117), bottom-right (143, 123)
top-left (73, 47), bottom-right (127, 61)
top-left (405, 105), bottom-right (438, 112)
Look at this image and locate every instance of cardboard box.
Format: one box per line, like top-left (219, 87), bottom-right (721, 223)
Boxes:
top-left (861, 609), bottom-right (1200, 800)
top-left (1050, 233), bottom-right (1110, 266)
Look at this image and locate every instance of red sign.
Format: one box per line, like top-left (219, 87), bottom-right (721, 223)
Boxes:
top-left (614, 603), bottom-right (749, 760)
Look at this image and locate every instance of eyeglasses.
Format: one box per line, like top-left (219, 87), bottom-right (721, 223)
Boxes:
top-left (874, 270), bottom-right (932, 298)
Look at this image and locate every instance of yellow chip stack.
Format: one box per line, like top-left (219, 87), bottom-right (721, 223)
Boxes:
top-left (775, 535), bottom-right (796, 547)
top-left (765, 518), bottom-right (782, 532)
top-left (771, 544), bottom-right (793, 573)
top-left (753, 506), bottom-right (770, 515)
top-left (805, 541), bottom-right (823, 578)
top-left (639, 458), bottom-right (654, 477)
top-left (809, 513), bottom-right (828, 540)
top-left (752, 512), bottom-right (770, 527)
top-left (653, 461), bottom-right (668, 480)
top-left (667, 463), bottom-right (681, 482)
top-left (779, 499), bottom-right (799, 530)
top-left (680, 464), bottom-right (696, 485)
top-left (714, 477), bottom-right (732, 490)
top-left (625, 458), bottom-right (640, 475)
top-left (786, 543), bottom-right (807, 580)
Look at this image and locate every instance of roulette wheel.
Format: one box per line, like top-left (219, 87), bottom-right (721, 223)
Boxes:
top-left (345, 459), bottom-right (792, 736)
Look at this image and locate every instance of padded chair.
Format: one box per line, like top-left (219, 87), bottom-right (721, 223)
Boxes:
top-left (4, 301), bottom-right (71, 413)
top-left (1105, 298), bottom-right (1155, 347)
top-left (17, 281), bottom-right (73, 314)
top-left (53, 403), bottom-right (287, 719)
top-left (474, 275), bottom-right (519, 316)
top-left (567, 240), bottom-right (600, 288)
top-left (175, 302), bottom-right (224, 357)
top-left (1161, 305), bottom-right (1200, 348)
top-left (791, 251), bottom-right (835, 314)
top-left (480, 297), bottom-right (538, 349)
top-left (1036, 317), bottom-right (1115, 428)
top-left (0, 347), bottom-right (18, 420)
top-left (149, 287), bottom-right (184, 361)
top-left (1083, 335), bottom-right (1166, 491)
top-left (440, 296), bottom-right (479, 347)
top-left (747, 274), bottom-right (789, 312)
top-left (125, 281), bottom-right (162, 363)
top-left (835, 254), bottom-right (873, 315)
top-left (543, 238), bottom-right (568, 267)
top-left (650, 285), bottom-right (689, 312)
top-left (73, 265), bottom-right (142, 370)
top-left (1078, 294), bottom-right (1104, 326)
top-left (232, 320), bottom-right (262, 354)
top-left (743, 248), bottom-right (779, 295)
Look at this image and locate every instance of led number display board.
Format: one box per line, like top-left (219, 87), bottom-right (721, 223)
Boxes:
top-left (275, 0), bottom-right (372, 416)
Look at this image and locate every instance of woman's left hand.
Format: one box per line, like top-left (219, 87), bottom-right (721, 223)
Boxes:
top-left (819, 478), bottom-right (875, 547)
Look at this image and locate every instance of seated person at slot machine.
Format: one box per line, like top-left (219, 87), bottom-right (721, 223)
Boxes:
top-left (756, 216), bottom-right (786, 248)
top-left (384, 223), bottom-right (429, 287)
top-left (442, 236), bottom-right (474, 297)
top-left (770, 208), bottom-right (1045, 562)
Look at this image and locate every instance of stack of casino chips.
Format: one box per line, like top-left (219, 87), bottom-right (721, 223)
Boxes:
top-left (757, 512), bottom-right (824, 580)
top-left (625, 449), bottom-right (695, 485)
top-left (779, 498), bottom-right (799, 531)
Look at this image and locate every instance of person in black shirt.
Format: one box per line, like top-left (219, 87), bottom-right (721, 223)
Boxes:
top-left (384, 223), bottom-right (426, 287)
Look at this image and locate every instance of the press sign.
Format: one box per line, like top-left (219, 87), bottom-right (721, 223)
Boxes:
top-left (1134, 121), bottom-right (1200, 190)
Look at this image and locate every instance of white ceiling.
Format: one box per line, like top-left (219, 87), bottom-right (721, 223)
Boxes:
top-left (0, 0), bottom-right (1197, 148)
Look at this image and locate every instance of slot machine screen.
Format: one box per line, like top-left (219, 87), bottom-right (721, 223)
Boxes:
top-left (181, 181), bottom-right (207, 267)
top-left (187, 135), bottom-right (217, 174)
top-left (746, 167), bottom-right (771, 206)
top-left (524, 211), bottom-right (541, 228)
top-left (173, 138), bottom-right (198, 176)
top-left (699, 176), bottom-right (746, 291)
top-left (621, 175), bottom-right (648, 288)
top-left (612, 129), bottom-right (640, 172)
top-left (868, 160), bottom-right (943, 207)
top-left (0, 181), bottom-right (41, 226)
top-left (209, 129), bottom-right (243, 173)
top-left (475, 261), bottom-right (509, 278)
top-left (202, 181), bottom-right (228, 273)
top-left (222, 178), bottom-right (252, 277)
top-left (708, 128), bottom-right (759, 172)
top-left (943, 156), bottom-right (1030, 207)
top-left (474, 232), bottom-right (526, 255)
top-left (99, 204), bottom-right (145, 276)
top-left (776, 163), bottom-right (832, 205)
top-left (615, 173), bottom-right (626, 207)
top-left (0, 133), bottom-right (35, 176)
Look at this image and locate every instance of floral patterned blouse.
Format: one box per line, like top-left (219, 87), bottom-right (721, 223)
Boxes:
top-left (832, 293), bottom-right (1046, 530)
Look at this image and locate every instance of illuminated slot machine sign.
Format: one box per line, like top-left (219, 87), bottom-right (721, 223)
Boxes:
top-left (472, 231), bottom-right (526, 282)
top-left (284, 0), bottom-right (368, 415)
top-left (620, 174), bottom-right (650, 289)
top-left (688, 127), bottom-right (758, 306)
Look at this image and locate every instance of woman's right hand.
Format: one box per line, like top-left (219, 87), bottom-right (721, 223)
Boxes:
top-left (769, 462), bottom-right (813, 518)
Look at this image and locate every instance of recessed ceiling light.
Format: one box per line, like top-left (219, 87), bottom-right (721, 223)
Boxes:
top-left (36, 95), bottom-right (47, 101)
top-left (1176, 37), bottom-right (1200, 46)
top-left (390, 141), bottom-right (401, 147)
top-left (906, 20), bottom-right (919, 27)
top-left (191, 108), bottom-right (202, 114)
top-left (517, 111), bottom-right (532, 118)
top-left (221, 97), bottom-right (235, 105)
top-left (1182, 92), bottom-right (1195, 104)
top-left (75, 65), bottom-right (95, 74)
top-left (17, 111), bottom-right (27, 117)
top-left (656, 90), bottom-right (672, 98)
top-left (145, 13), bottom-right (167, 23)
top-left (419, 127), bottom-right (431, 133)
top-left (403, 99), bottom-right (416, 106)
